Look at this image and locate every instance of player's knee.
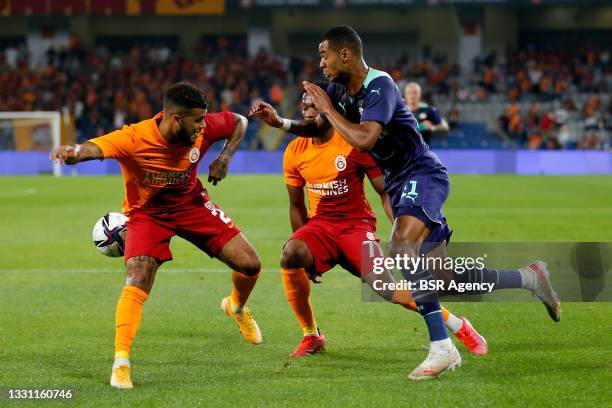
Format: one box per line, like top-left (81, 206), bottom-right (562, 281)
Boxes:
top-left (235, 256), bottom-right (262, 277)
top-left (281, 240), bottom-right (310, 269)
top-left (125, 256), bottom-right (158, 292)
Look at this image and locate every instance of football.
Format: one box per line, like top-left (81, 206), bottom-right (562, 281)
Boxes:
top-left (92, 212), bottom-right (128, 257)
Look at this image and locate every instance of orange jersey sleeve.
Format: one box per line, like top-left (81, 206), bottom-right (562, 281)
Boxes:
top-left (89, 126), bottom-right (136, 159)
top-left (283, 140), bottom-right (305, 187)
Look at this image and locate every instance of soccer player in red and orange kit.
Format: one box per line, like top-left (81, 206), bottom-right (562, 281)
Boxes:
top-left (50, 82), bottom-right (263, 389)
top-left (280, 83), bottom-right (487, 357)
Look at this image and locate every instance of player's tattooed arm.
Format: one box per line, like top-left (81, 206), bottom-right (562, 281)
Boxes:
top-left (248, 100), bottom-right (330, 137)
top-left (208, 113), bottom-right (247, 186)
top-left (369, 175), bottom-right (394, 223)
top-left (286, 185), bottom-right (308, 232)
top-left (49, 141), bottom-right (103, 165)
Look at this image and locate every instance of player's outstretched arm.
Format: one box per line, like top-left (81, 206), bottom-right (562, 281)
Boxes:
top-left (368, 174), bottom-right (394, 223)
top-left (286, 185), bottom-right (308, 232)
top-left (208, 113), bottom-right (247, 186)
top-left (422, 118), bottom-right (449, 132)
top-left (49, 141), bottom-right (103, 165)
top-left (248, 100), bottom-right (329, 137)
top-left (303, 81), bottom-right (381, 152)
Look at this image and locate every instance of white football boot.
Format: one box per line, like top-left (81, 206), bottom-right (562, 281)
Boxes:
top-left (409, 343), bottom-right (462, 381)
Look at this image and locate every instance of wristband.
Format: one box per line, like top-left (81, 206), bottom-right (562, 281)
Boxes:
top-left (280, 118), bottom-right (292, 131)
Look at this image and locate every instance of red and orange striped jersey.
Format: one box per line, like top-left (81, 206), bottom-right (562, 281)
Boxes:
top-left (283, 130), bottom-right (382, 222)
top-left (90, 111), bottom-right (235, 216)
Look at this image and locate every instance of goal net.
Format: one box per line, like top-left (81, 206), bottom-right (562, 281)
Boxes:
top-left (0, 111), bottom-right (62, 177)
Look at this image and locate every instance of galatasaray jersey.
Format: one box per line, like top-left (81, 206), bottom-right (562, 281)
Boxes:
top-left (90, 111), bottom-right (235, 216)
top-left (283, 130), bottom-right (382, 222)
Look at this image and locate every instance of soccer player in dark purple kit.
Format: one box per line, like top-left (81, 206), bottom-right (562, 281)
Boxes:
top-left (251, 25), bottom-right (561, 380)
top-left (404, 82), bottom-right (449, 145)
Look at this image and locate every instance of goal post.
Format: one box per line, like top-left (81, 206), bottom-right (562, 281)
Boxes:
top-left (0, 111), bottom-right (62, 177)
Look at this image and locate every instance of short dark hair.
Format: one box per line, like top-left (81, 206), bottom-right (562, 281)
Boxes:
top-left (320, 25), bottom-right (363, 56)
top-left (163, 82), bottom-right (208, 112)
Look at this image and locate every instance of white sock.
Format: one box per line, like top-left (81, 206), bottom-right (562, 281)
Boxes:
top-left (519, 267), bottom-right (538, 291)
top-left (445, 314), bottom-right (463, 333)
top-left (113, 358), bottom-right (130, 369)
top-left (430, 338), bottom-right (454, 353)
top-left (229, 298), bottom-right (245, 314)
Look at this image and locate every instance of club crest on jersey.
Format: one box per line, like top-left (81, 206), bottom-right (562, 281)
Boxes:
top-left (419, 112), bottom-right (427, 120)
top-left (189, 148), bottom-right (200, 163)
top-left (366, 232), bottom-right (376, 241)
top-left (335, 155), bottom-right (347, 171)
top-left (358, 106), bottom-right (364, 116)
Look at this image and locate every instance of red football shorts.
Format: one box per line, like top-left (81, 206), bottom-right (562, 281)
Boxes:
top-left (124, 200), bottom-right (241, 263)
top-left (288, 217), bottom-right (378, 278)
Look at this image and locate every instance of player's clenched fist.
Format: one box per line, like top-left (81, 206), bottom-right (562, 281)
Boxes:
top-left (49, 144), bottom-right (80, 165)
top-left (208, 156), bottom-right (229, 186)
top-left (248, 101), bottom-right (283, 128)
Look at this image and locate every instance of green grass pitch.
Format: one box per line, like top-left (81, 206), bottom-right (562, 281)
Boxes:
top-left (0, 174), bottom-right (611, 407)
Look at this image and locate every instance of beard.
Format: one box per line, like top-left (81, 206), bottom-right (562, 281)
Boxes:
top-left (177, 126), bottom-right (196, 146)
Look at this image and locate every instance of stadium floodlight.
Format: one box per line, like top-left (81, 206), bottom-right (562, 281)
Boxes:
top-left (0, 111), bottom-right (62, 177)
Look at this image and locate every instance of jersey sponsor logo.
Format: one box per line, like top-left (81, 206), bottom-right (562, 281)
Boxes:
top-left (370, 88), bottom-right (382, 95)
top-left (189, 148), bottom-right (200, 163)
top-left (143, 168), bottom-right (193, 185)
top-left (335, 154), bottom-right (347, 171)
top-left (305, 178), bottom-right (349, 196)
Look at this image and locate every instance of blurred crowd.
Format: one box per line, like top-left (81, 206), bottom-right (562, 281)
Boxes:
top-left (0, 37), bottom-right (609, 150)
top-left (499, 96), bottom-right (610, 150)
top-left (476, 45), bottom-right (611, 149)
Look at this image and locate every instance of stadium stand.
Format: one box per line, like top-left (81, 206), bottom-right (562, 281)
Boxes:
top-left (1, 38), bottom-right (610, 150)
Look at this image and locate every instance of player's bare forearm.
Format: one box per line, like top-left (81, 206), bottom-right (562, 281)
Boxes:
top-left (286, 185), bottom-right (308, 232)
top-left (208, 114), bottom-right (247, 186)
top-left (324, 109), bottom-right (381, 152)
top-left (289, 205), bottom-right (308, 232)
top-left (249, 100), bottom-right (329, 137)
top-left (49, 141), bottom-right (103, 165)
top-left (381, 193), bottom-right (394, 224)
top-left (287, 118), bottom-right (329, 138)
top-left (369, 175), bottom-right (394, 223)
top-left (218, 113), bottom-right (247, 162)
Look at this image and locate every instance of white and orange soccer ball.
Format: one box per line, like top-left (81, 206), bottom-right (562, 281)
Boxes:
top-left (92, 212), bottom-right (128, 257)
